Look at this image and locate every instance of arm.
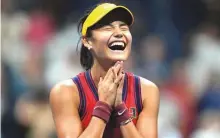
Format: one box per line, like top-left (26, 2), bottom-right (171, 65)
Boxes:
top-left (50, 80), bottom-right (107, 138)
top-left (120, 78), bottom-right (160, 138)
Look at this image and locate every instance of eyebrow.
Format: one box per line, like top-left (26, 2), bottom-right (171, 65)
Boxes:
top-left (109, 22), bottom-right (128, 27)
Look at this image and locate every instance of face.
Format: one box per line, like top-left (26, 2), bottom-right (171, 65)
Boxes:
top-left (86, 20), bottom-right (132, 62)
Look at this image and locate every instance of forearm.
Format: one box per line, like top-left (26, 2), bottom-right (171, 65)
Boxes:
top-left (120, 122), bottom-right (144, 138)
top-left (78, 117), bottom-right (106, 138)
top-left (78, 101), bottom-right (112, 138)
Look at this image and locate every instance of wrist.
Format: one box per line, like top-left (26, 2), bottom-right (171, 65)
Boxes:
top-left (114, 96), bottom-right (123, 107)
top-left (113, 102), bottom-right (131, 126)
top-left (114, 101), bottom-right (123, 107)
top-left (99, 98), bottom-right (112, 107)
top-left (92, 101), bottom-right (113, 123)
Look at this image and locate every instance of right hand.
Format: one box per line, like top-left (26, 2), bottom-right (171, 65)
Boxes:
top-left (98, 62), bottom-right (123, 107)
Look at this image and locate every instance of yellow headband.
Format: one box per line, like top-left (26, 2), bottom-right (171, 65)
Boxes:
top-left (82, 3), bottom-right (134, 36)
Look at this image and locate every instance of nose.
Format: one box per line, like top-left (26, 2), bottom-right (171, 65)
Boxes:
top-left (113, 27), bottom-right (123, 38)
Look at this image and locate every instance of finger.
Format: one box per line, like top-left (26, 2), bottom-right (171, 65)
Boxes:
top-left (99, 77), bottom-right (103, 82)
top-left (118, 63), bottom-right (124, 75)
top-left (112, 66), bottom-right (117, 79)
top-left (114, 62), bottom-right (122, 76)
top-left (106, 67), bottom-right (115, 82)
top-left (113, 73), bottom-right (123, 86)
top-left (114, 61), bottom-right (120, 66)
top-left (113, 61), bottom-right (123, 78)
top-left (98, 77), bottom-right (103, 85)
top-left (104, 67), bottom-right (113, 81)
top-left (120, 61), bottom-right (124, 72)
top-left (104, 61), bottom-right (121, 82)
top-left (112, 61), bottom-right (121, 76)
top-left (118, 74), bottom-right (125, 90)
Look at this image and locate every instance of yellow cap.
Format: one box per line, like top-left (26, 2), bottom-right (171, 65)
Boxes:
top-left (82, 3), bottom-right (134, 36)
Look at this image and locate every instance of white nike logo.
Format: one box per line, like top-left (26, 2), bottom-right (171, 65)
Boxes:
top-left (118, 109), bottom-right (126, 115)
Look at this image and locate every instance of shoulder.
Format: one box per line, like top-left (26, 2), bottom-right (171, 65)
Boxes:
top-left (127, 72), bottom-right (159, 93)
top-left (50, 79), bottom-right (78, 93)
top-left (49, 78), bottom-right (80, 106)
top-left (138, 76), bottom-right (160, 104)
top-left (139, 76), bottom-right (159, 91)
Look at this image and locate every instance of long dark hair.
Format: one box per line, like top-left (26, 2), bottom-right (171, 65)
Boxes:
top-left (77, 8), bottom-right (94, 71)
top-left (77, 3), bottom-right (107, 70)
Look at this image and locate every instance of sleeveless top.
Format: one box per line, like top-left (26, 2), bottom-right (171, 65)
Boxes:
top-left (72, 70), bottom-right (143, 138)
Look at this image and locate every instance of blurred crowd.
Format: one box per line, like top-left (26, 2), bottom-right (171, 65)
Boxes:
top-left (1, 0), bottom-right (220, 138)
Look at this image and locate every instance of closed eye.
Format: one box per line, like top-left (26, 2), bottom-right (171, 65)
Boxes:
top-left (101, 25), bottom-right (113, 31)
top-left (120, 23), bottom-right (129, 31)
top-left (120, 26), bottom-right (129, 31)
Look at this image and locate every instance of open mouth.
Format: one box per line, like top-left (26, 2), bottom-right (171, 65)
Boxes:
top-left (108, 41), bottom-right (126, 51)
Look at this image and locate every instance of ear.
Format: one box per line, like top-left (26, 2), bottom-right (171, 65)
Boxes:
top-left (82, 37), bottom-right (93, 50)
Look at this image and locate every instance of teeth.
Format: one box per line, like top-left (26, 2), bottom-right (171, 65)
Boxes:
top-left (110, 42), bottom-right (124, 47)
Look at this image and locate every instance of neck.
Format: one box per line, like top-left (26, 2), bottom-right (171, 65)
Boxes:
top-left (90, 59), bottom-right (116, 87)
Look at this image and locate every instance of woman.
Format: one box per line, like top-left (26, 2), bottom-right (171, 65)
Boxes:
top-left (50, 2), bottom-right (159, 138)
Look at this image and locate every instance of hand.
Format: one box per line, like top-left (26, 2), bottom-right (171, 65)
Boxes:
top-left (98, 61), bottom-right (123, 107)
top-left (114, 62), bottom-right (125, 107)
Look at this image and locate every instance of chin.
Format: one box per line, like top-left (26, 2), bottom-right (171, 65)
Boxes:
top-left (108, 55), bottom-right (128, 62)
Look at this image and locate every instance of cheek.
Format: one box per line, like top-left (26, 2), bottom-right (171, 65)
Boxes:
top-left (92, 32), bottom-right (111, 48)
top-left (125, 32), bottom-right (132, 45)
top-left (125, 32), bottom-right (132, 56)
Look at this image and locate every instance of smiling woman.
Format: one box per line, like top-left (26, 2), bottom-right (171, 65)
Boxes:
top-left (78, 3), bottom-right (133, 70)
top-left (49, 2), bottom-right (160, 138)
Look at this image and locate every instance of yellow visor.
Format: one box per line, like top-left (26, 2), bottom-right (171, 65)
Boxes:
top-left (82, 3), bottom-right (134, 36)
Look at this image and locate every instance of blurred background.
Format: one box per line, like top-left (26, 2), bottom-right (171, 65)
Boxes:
top-left (1, 0), bottom-right (220, 138)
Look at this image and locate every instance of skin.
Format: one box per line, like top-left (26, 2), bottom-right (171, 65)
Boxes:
top-left (50, 18), bottom-right (160, 138)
